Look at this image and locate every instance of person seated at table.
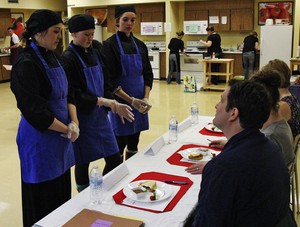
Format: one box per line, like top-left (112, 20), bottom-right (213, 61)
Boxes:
top-left (183, 79), bottom-right (296, 226)
top-left (262, 59), bottom-right (300, 139)
top-left (252, 69), bottom-right (294, 166)
top-left (186, 70), bottom-right (294, 174)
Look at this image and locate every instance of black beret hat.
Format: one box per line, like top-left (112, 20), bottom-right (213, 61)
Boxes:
top-left (68, 14), bottom-right (95, 33)
top-left (115, 5), bottom-right (136, 19)
top-left (26, 9), bottom-right (62, 35)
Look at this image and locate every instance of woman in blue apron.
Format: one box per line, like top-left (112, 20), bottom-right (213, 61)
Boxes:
top-left (62, 14), bottom-right (134, 192)
top-left (10, 10), bottom-right (79, 227)
top-left (102, 5), bottom-right (153, 160)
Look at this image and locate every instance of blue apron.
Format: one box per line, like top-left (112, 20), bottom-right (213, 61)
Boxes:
top-left (109, 33), bottom-right (149, 136)
top-left (69, 45), bottom-right (118, 164)
top-left (17, 42), bottom-right (75, 183)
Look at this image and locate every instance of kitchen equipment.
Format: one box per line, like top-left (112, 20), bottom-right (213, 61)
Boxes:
top-left (141, 22), bottom-right (163, 35)
top-left (259, 25), bottom-right (293, 69)
top-left (145, 42), bottom-right (166, 79)
top-left (180, 41), bottom-right (205, 89)
top-left (183, 21), bottom-right (208, 35)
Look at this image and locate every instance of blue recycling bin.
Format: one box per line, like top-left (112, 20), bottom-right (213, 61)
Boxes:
top-left (289, 85), bottom-right (300, 101)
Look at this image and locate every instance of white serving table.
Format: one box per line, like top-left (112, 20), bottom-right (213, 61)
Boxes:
top-left (34, 116), bottom-right (225, 227)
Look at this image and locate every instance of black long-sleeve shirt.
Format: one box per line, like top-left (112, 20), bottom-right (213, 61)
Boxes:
top-left (101, 31), bottom-right (153, 91)
top-left (61, 41), bottom-right (114, 114)
top-left (168, 37), bottom-right (184, 55)
top-left (10, 42), bottom-right (73, 131)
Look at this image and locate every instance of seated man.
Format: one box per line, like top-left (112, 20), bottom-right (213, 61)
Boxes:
top-left (184, 80), bottom-right (296, 226)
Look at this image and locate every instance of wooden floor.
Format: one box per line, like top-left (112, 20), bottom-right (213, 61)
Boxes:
top-left (0, 80), bottom-right (299, 226)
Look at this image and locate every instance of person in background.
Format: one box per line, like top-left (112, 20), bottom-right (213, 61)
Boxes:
top-left (200, 26), bottom-right (222, 85)
top-left (262, 59), bottom-right (300, 138)
top-left (102, 5), bottom-right (153, 160)
top-left (183, 79), bottom-right (296, 226)
top-left (166, 31), bottom-right (187, 85)
top-left (242, 31), bottom-right (259, 79)
top-left (4, 27), bottom-right (20, 64)
top-left (10, 10), bottom-right (79, 227)
top-left (62, 14), bottom-right (134, 192)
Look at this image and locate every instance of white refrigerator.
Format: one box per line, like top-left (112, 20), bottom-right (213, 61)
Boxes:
top-left (259, 25), bottom-right (293, 69)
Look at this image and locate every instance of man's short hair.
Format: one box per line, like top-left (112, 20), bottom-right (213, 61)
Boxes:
top-left (226, 80), bottom-right (271, 129)
top-left (7, 27), bottom-right (13, 30)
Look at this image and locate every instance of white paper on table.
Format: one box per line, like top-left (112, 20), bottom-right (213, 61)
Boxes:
top-left (122, 185), bottom-right (180, 212)
top-left (178, 119), bottom-right (192, 133)
top-left (144, 136), bottom-right (165, 156)
top-left (104, 163), bottom-right (129, 190)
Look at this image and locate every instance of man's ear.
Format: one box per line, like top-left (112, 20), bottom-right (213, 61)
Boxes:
top-left (229, 107), bottom-right (239, 122)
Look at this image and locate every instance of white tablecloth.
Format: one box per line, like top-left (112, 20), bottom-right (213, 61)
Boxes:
top-left (35, 116), bottom-right (225, 227)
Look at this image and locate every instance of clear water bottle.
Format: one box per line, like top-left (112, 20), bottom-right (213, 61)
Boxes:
top-left (190, 102), bottom-right (199, 124)
top-left (169, 115), bottom-right (178, 143)
top-left (89, 165), bottom-right (103, 205)
top-left (212, 52), bottom-right (216, 59)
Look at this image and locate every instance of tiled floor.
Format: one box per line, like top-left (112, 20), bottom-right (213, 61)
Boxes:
top-left (0, 80), bottom-right (299, 226)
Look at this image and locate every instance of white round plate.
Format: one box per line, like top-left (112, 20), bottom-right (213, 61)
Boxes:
top-left (205, 124), bottom-right (222, 133)
top-left (123, 180), bottom-right (173, 203)
top-left (180, 148), bottom-right (214, 162)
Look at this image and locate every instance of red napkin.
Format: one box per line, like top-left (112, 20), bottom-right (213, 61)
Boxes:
top-left (199, 125), bottom-right (224, 137)
top-left (113, 171), bottom-right (193, 213)
top-left (166, 144), bottom-right (221, 167)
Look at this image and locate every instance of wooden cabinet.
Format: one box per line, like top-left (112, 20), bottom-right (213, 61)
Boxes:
top-left (0, 55), bottom-right (11, 81)
top-left (141, 12), bottom-right (164, 22)
top-left (230, 8), bottom-right (253, 31)
top-left (184, 10), bottom-right (208, 21)
top-left (106, 6), bottom-right (117, 33)
top-left (0, 9), bottom-right (11, 38)
top-left (208, 9), bottom-right (230, 31)
top-left (220, 53), bottom-right (242, 75)
top-left (220, 53), bottom-right (259, 76)
top-left (159, 52), bottom-right (166, 79)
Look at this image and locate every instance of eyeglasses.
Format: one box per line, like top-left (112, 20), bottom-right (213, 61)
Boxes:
top-left (122, 17), bottom-right (136, 24)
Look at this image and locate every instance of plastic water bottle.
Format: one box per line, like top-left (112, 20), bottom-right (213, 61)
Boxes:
top-left (212, 52), bottom-right (216, 59)
top-left (89, 165), bottom-right (103, 205)
top-left (169, 115), bottom-right (178, 143)
top-left (190, 102), bottom-right (199, 124)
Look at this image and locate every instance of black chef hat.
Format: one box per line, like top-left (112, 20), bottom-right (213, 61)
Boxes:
top-left (68, 14), bottom-right (95, 33)
top-left (26, 9), bottom-right (62, 35)
top-left (115, 5), bottom-right (136, 19)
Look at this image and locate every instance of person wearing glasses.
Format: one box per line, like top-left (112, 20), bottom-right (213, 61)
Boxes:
top-left (102, 5), bottom-right (153, 161)
top-left (61, 14), bottom-right (134, 192)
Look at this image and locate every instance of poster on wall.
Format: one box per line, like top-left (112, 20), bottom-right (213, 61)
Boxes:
top-left (11, 13), bottom-right (24, 39)
top-left (258, 2), bottom-right (293, 25)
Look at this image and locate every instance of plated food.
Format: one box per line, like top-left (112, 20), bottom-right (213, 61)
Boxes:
top-left (205, 124), bottom-right (222, 133)
top-left (123, 180), bottom-right (173, 203)
top-left (179, 148), bottom-right (214, 162)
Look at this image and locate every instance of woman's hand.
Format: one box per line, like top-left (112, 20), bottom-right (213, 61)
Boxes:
top-left (112, 101), bottom-right (134, 124)
top-left (67, 121), bottom-right (80, 142)
top-left (131, 97), bottom-right (148, 113)
top-left (142, 98), bottom-right (152, 114)
top-left (97, 97), bottom-right (134, 124)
